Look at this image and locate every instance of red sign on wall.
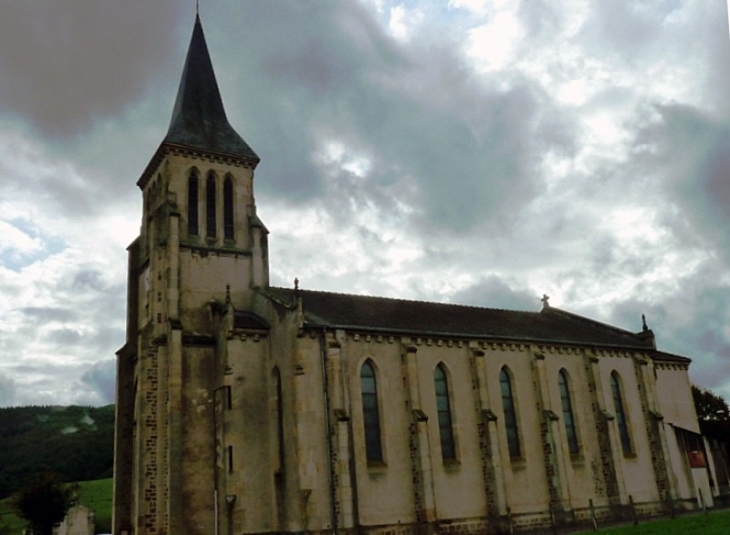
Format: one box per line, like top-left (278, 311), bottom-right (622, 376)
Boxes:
top-left (689, 451), bottom-right (706, 468)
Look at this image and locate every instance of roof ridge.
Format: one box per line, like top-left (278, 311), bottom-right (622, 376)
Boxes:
top-left (265, 287), bottom-right (671, 351)
top-left (269, 286), bottom-right (540, 314)
top-left (652, 349), bottom-right (692, 363)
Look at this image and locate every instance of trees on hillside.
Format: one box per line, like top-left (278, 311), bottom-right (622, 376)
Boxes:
top-left (11, 472), bottom-right (74, 535)
top-left (0, 405), bottom-right (114, 499)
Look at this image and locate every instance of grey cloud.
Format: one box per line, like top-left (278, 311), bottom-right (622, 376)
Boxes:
top-left (56, 266), bottom-right (125, 302)
top-left (580, 1), bottom-right (662, 62)
top-left (0, 373), bottom-right (17, 407)
top-left (211, 1), bottom-right (575, 236)
top-left (7, 361), bottom-right (88, 377)
top-left (1, 265), bottom-right (125, 400)
top-left (0, 361), bottom-right (99, 406)
top-left (73, 269), bottom-right (107, 292)
top-left (93, 326), bottom-right (125, 354)
top-left (1, 359), bottom-right (112, 405)
top-left (382, 81), bottom-right (566, 234)
top-left (81, 359), bottom-right (116, 404)
top-left (0, 3), bottom-right (188, 222)
top-left (77, 282), bottom-right (127, 332)
top-left (216, 0), bottom-right (408, 203)
top-left (578, 0), bottom-right (717, 66)
top-left (704, 2), bottom-right (730, 116)
top-left (633, 104), bottom-right (730, 260)
top-left (0, 1), bottom-right (184, 139)
top-left (609, 300), bottom-right (668, 340)
top-left (19, 307), bottom-right (78, 322)
top-left (46, 328), bottom-right (83, 346)
top-left (518, 0), bottom-right (564, 39)
top-left (608, 263), bottom-right (730, 393)
top-left (451, 275), bottom-right (540, 311)
top-left (4, 0), bottom-right (576, 233)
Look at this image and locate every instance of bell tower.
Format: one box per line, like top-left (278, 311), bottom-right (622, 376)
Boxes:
top-left (140, 12), bottom-right (267, 320)
top-left (114, 14), bottom-right (268, 535)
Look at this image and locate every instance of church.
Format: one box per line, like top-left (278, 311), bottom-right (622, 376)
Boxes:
top-left (113, 15), bottom-right (716, 535)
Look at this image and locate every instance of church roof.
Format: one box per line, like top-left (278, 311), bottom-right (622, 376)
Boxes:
top-left (233, 310), bottom-right (269, 331)
top-left (164, 15), bottom-right (259, 162)
top-left (265, 287), bottom-right (670, 352)
top-left (652, 350), bottom-right (692, 365)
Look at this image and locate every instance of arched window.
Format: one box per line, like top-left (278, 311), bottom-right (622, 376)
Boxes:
top-left (558, 370), bottom-right (579, 454)
top-left (206, 172), bottom-right (217, 238)
top-left (434, 364), bottom-right (456, 460)
top-left (500, 367), bottom-right (521, 458)
top-left (610, 372), bottom-right (632, 454)
top-left (360, 360), bottom-right (383, 462)
top-left (224, 175), bottom-right (234, 240)
top-left (187, 170), bottom-right (199, 236)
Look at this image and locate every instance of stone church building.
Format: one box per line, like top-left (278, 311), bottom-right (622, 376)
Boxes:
top-left (113, 15), bottom-right (716, 535)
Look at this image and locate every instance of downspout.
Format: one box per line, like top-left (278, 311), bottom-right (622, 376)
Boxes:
top-left (214, 489), bottom-right (219, 535)
top-left (319, 328), bottom-right (338, 534)
top-left (213, 392), bottom-right (220, 535)
top-left (212, 384), bottom-right (229, 535)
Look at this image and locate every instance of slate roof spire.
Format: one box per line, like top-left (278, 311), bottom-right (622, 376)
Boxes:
top-left (164, 14), bottom-right (259, 162)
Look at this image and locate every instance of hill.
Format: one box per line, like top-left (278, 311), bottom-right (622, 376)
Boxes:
top-left (0, 405), bottom-right (114, 499)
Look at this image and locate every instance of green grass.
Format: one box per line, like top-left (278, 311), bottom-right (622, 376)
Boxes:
top-left (0, 501), bottom-right (24, 535)
top-left (0, 478), bottom-right (112, 535)
top-left (74, 478), bottom-right (113, 533)
top-left (576, 508), bottom-right (730, 535)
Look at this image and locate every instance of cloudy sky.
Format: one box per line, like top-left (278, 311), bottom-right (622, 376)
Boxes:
top-left (2, 0), bottom-right (730, 407)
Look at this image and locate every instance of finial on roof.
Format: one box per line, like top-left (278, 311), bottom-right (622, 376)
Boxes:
top-left (294, 278), bottom-right (300, 300)
top-left (196, 0), bottom-right (199, 16)
top-left (541, 294), bottom-right (550, 309)
top-left (642, 314), bottom-right (648, 332)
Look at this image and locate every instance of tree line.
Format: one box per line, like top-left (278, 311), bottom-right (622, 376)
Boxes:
top-left (0, 405), bottom-right (114, 499)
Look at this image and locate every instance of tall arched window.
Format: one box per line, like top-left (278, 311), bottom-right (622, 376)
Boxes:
top-left (360, 360), bottom-right (383, 462)
top-left (187, 170), bottom-right (199, 236)
top-left (500, 367), bottom-right (521, 458)
top-left (224, 175), bottom-right (234, 240)
top-left (610, 372), bottom-right (632, 454)
top-left (434, 364), bottom-right (456, 460)
top-left (206, 172), bottom-right (217, 238)
top-left (558, 370), bottom-right (579, 454)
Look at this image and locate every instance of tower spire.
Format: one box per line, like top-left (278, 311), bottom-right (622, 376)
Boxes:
top-left (164, 14), bottom-right (258, 162)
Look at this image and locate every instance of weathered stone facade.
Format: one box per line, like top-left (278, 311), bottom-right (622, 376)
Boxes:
top-left (113, 15), bottom-right (714, 535)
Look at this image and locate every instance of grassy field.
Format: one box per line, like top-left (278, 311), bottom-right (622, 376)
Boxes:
top-left (575, 508), bottom-right (730, 535)
top-left (74, 478), bottom-right (113, 533)
top-left (0, 478), bottom-right (112, 535)
top-left (0, 501), bottom-right (24, 535)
